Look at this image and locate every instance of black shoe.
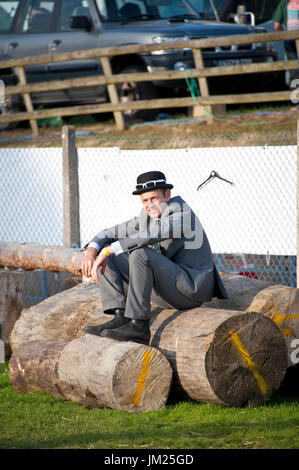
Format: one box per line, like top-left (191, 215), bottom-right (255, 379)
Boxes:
top-left (83, 309), bottom-right (129, 336)
top-left (100, 319), bottom-right (150, 345)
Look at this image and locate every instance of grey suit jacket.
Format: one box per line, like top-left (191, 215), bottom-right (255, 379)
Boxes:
top-left (87, 196), bottom-right (228, 302)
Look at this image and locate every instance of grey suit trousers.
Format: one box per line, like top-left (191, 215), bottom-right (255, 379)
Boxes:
top-left (98, 247), bottom-right (202, 320)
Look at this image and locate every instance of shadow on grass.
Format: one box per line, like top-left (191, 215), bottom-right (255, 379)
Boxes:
top-left (1, 410), bottom-right (299, 450)
top-left (1, 389), bottom-right (299, 450)
top-left (1, 362), bottom-right (298, 449)
top-left (271, 364), bottom-right (299, 401)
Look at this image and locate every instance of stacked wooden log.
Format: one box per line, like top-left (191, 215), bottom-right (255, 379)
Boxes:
top-left (3, 243), bottom-right (298, 411)
top-left (204, 273), bottom-right (299, 367)
top-left (8, 283), bottom-right (173, 413)
top-left (0, 270), bottom-right (24, 358)
top-left (9, 336), bottom-right (173, 413)
top-left (0, 242), bottom-right (83, 276)
top-left (150, 308), bottom-right (287, 406)
top-left (9, 280), bottom-right (291, 409)
top-left (10, 273), bottom-right (299, 368)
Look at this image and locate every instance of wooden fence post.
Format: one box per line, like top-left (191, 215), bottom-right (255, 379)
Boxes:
top-left (192, 48), bottom-right (227, 120)
top-left (0, 30), bottom-right (297, 131)
top-left (14, 66), bottom-right (39, 137)
top-left (62, 126), bottom-right (80, 249)
top-left (192, 48), bottom-right (213, 122)
top-left (100, 56), bottom-right (125, 131)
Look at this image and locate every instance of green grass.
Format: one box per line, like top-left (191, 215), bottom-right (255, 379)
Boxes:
top-left (0, 363), bottom-right (298, 450)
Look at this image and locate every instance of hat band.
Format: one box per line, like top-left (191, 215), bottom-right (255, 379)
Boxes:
top-left (135, 179), bottom-right (166, 190)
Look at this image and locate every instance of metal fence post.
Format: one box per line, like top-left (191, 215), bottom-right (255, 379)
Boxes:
top-left (62, 125), bottom-right (80, 249)
top-left (297, 119), bottom-right (299, 288)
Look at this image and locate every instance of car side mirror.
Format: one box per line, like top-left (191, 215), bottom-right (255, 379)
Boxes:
top-left (69, 15), bottom-right (91, 30)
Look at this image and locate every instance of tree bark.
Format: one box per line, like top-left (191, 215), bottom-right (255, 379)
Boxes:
top-left (0, 270), bottom-right (24, 358)
top-left (1, 241), bottom-right (298, 357)
top-left (2, 241), bottom-right (298, 343)
top-left (150, 309), bottom-right (287, 406)
top-left (10, 282), bottom-right (101, 351)
top-left (11, 275), bottom-right (299, 367)
top-left (0, 242), bottom-right (83, 276)
top-left (10, 283), bottom-right (288, 406)
top-left (9, 339), bottom-right (67, 399)
top-left (203, 273), bottom-right (271, 311)
top-left (204, 274), bottom-right (299, 366)
top-left (9, 336), bottom-right (173, 413)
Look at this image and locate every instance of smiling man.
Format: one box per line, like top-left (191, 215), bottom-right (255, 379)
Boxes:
top-left (82, 170), bottom-right (228, 345)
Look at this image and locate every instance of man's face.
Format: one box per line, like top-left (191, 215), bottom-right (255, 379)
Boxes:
top-left (140, 189), bottom-right (171, 218)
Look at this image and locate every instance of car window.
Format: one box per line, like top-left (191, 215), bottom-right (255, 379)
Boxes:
top-left (115, 0), bottom-right (147, 16)
top-left (188, 0), bottom-right (220, 19)
top-left (95, 0), bottom-right (198, 22)
top-left (153, 0), bottom-right (195, 18)
top-left (20, 0), bottom-right (55, 33)
top-left (188, 0), bottom-right (281, 24)
top-left (0, 0), bottom-right (20, 32)
top-left (59, 0), bottom-right (91, 31)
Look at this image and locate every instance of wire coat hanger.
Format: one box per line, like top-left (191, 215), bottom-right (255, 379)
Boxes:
top-left (197, 170), bottom-right (234, 190)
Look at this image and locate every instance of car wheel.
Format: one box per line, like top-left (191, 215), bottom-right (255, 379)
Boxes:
top-left (118, 65), bottom-right (158, 121)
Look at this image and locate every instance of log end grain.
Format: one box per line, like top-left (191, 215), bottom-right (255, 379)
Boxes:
top-left (112, 342), bottom-right (173, 413)
top-left (205, 311), bottom-right (288, 407)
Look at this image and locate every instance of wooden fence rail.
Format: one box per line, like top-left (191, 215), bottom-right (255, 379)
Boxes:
top-left (0, 29), bottom-right (299, 135)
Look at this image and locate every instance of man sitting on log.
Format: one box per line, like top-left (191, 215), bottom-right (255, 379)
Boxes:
top-left (81, 171), bottom-right (228, 345)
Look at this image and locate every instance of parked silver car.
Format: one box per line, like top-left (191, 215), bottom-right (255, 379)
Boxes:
top-left (0, 0), bottom-right (282, 124)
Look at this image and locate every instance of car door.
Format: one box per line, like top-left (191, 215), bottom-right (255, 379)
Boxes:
top-left (41, 0), bottom-right (105, 103)
top-left (4, 0), bottom-right (105, 105)
top-left (4, 1), bottom-right (56, 71)
top-left (2, 0), bottom-right (60, 105)
top-left (0, 0), bottom-right (23, 59)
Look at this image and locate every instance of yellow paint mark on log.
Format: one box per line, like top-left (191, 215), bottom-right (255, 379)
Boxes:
top-left (229, 330), bottom-right (268, 395)
top-left (270, 312), bottom-right (299, 329)
top-left (133, 350), bottom-right (151, 406)
top-left (282, 328), bottom-right (293, 337)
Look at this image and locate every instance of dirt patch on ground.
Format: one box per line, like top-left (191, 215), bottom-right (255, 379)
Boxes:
top-left (0, 106), bottom-right (298, 148)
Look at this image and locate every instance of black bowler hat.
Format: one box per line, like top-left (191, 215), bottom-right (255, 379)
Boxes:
top-left (132, 171), bottom-right (173, 195)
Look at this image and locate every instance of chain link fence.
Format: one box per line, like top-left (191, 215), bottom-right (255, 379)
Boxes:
top-left (0, 124), bottom-right (297, 306)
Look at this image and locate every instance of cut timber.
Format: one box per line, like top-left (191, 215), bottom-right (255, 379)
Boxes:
top-left (9, 339), bottom-right (67, 398)
top-left (10, 283), bottom-right (287, 407)
top-left (9, 335), bottom-right (173, 413)
top-left (0, 242), bottom-right (83, 276)
top-left (246, 284), bottom-right (299, 367)
top-left (203, 273), bottom-right (271, 311)
top-left (204, 273), bottom-right (299, 366)
top-left (11, 278), bottom-right (299, 367)
top-left (1, 240), bottom-right (298, 355)
top-left (10, 282), bottom-right (101, 351)
top-left (150, 309), bottom-right (287, 406)
top-left (58, 335), bottom-right (172, 412)
top-left (0, 270), bottom-right (24, 357)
